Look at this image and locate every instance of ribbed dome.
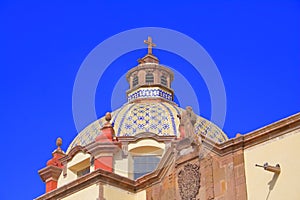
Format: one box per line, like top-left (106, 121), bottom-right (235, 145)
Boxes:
top-left (67, 102), bottom-right (228, 152)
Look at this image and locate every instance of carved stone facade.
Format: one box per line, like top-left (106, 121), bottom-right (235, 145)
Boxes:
top-left (177, 163), bottom-right (200, 200)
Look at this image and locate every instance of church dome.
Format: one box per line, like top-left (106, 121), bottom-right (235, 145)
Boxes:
top-left (67, 101), bottom-right (228, 152)
top-left (67, 36), bottom-right (228, 152)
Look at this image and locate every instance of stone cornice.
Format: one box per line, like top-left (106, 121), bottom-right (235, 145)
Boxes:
top-left (59, 145), bottom-right (88, 163)
top-left (242, 112), bottom-right (300, 148)
top-left (204, 112), bottom-right (300, 156)
top-left (35, 168), bottom-right (136, 200)
top-left (126, 63), bottom-right (174, 81)
top-left (38, 165), bottom-right (63, 182)
top-left (85, 141), bottom-right (121, 157)
top-left (117, 132), bottom-right (176, 143)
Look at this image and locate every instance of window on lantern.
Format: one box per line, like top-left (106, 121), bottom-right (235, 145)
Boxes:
top-left (161, 75), bottom-right (167, 86)
top-left (145, 73), bottom-right (154, 84)
top-left (132, 75), bottom-right (139, 87)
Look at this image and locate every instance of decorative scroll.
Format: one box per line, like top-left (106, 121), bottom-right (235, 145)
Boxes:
top-left (177, 163), bottom-right (200, 200)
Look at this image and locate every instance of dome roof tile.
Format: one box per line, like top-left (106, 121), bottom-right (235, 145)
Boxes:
top-left (67, 102), bottom-right (228, 152)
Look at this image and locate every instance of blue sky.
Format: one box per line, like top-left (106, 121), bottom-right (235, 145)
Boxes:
top-left (1, 1), bottom-right (299, 199)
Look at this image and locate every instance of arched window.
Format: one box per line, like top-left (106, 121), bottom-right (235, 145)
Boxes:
top-left (145, 73), bottom-right (154, 84)
top-left (161, 75), bottom-right (167, 86)
top-left (132, 75), bottom-right (139, 87)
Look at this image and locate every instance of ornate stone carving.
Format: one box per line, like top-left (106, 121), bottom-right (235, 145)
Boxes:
top-left (177, 163), bottom-right (200, 200)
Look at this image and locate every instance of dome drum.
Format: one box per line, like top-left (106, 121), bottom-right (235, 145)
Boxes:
top-left (126, 63), bottom-right (174, 90)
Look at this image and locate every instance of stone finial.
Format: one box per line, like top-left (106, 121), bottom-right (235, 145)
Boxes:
top-left (51, 137), bottom-right (65, 156)
top-left (105, 112), bottom-right (112, 122)
top-left (56, 137), bottom-right (62, 149)
top-left (97, 112), bottom-right (116, 142)
top-left (103, 112), bottom-right (113, 128)
top-left (235, 133), bottom-right (242, 138)
top-left (47, 137), bottom-right (65, 167)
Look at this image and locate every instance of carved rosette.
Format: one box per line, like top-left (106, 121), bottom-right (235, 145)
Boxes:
top-left (177, 163), bottom-right (200, 200)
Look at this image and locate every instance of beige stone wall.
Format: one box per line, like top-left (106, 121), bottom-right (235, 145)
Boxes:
top-left (114, 154), bottom-right (129, 178)
top-left (103, 185), bottom-right (146, 200)
top-left (60, 184), bottom-right (98, 200)
top-left (244, 129), bottom-right (300, 200)
top-left (58, 152), bottom-right (92, 187)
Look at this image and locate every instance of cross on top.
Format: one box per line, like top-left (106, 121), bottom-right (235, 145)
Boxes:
top-left (144, 36), bottom-right (156, 55)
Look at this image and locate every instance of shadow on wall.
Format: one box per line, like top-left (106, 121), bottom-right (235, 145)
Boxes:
top-left (266, 173), bottom-right (280, 200)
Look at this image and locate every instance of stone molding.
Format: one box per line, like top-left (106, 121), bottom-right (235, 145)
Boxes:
top-left (59, 145), bottom-right (88, 163)
top-left (85, 141), bottom-right (120, 158)
top-left (38, 165), bottom-right (63, 183)
top-left (117, 132), bottom-right (176, 143)
top-left (203, 112), bottom-right (300, 156)
top-left (126, 63), bottom-right (174, 83)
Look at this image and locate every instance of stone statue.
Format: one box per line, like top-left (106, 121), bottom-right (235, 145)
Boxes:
top-left (177, 106), bottom-right (201, 145)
